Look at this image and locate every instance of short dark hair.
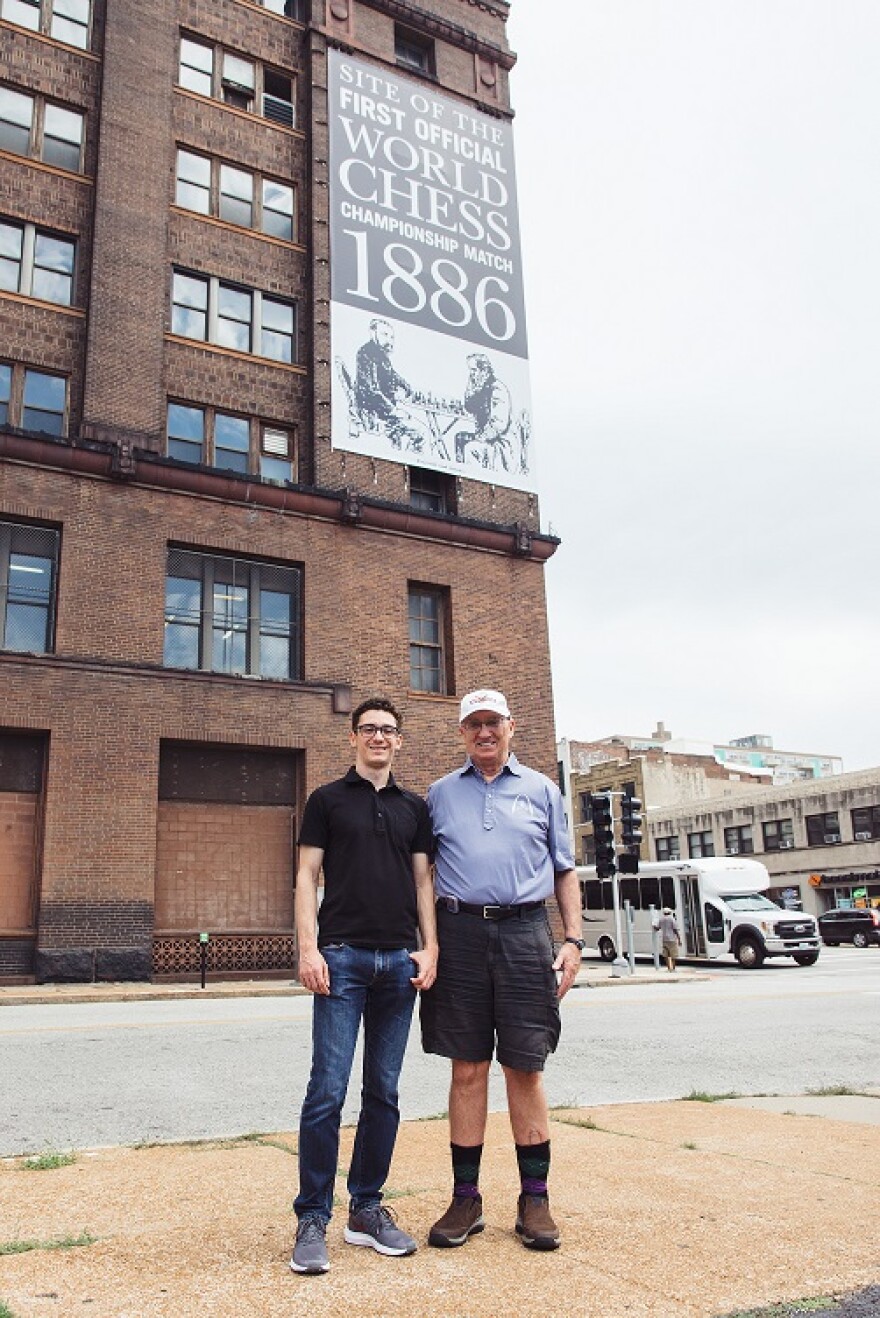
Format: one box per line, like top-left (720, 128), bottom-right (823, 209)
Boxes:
top-left (351, 696), bottom-right (402, 733)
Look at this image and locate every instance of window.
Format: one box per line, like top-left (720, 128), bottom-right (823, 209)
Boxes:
top-left (167, 402), bottom-right (204, 464)
top-left (2, 0), bottom-right (40, 32)
top-left (705, 902), bottom-right (725, 943)
top-left (262, 178), bottom-right (294, 240)
top-left (0, 86), bottom-right (33, 156)
top-left (50, 0), bottom-right (89, 47)
top-left (408, 584), bottom-right (447, 693)
top-left (164, 546), bottom-right (301, 680)
top-left (0, 519), bottom-right (59, 654)
top-left (221, 52), bottom-right (255, 110)
top-left (263, 69), bottom-right (294, 127)
top-left (214, 413), bottom-right (249, 473)
top-left (260, 0), bottom-right (306, 17)
top-left (579, 792), bottom-right (591, 823)
top-left (0, 87), bottom-right (83, 170)
top-left (762, 818), bottom-right (794, 852)
top-left (852, 805), bottom-right (880, 841)
top-left (805, 812), bottom-right (841, 846)
top-left (166, 405), bottom-right (295, 481)
top-left (655, 836), bottom-right (680, 861)
top-left (688, 829), bottom-right (715, 859)
top-left (175, 150), bottom-right (296, 240)
top-left (219, 164), bottom-right (253, 227)
top-left (216, 283), bottom-right (251, 352)
top-left (175, 149), bottom-right (211, 214)
top-left (177, 38), bottom-right (296, 129)
top-left (0, 361), bottom-right (66, 434)
top-left (394, 24), bottom-right (435, 76)
top-left (0, 219), bottom-right (75, 305)
top-left (42, 102), bottom-right (84, 170)
top-left (723, 824), bottom-right (753, 855)
top-left (179, 37), bottom-right (213, 97)
top-left (171, 269), bottom-right (296, 362)
top-left (1, 0), bottom-right (91, 46)
top-left (171, 271), bottom-right (208, 340)
top-left (22, 368), bottom-right (66, 433)
top-left (409, 466), bottom-right (454, 513)
top-left (260, 425), bottom-right (294, 482)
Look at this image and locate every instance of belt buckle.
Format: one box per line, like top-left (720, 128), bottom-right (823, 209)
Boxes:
top-left (482, 904), bottom-right (503, 920)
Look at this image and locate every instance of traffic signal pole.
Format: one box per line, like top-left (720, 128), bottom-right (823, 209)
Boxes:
top-left (588, 790), bottom-right (643, 977)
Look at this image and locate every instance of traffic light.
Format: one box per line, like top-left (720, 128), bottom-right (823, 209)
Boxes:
top-left (590, 792), bottom-right (616, 878)
top-left (620, 796), bottom-right (643, 846)
top-left (619, 795), bottom-right (643, 874)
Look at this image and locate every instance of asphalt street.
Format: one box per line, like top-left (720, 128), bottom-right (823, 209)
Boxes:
top-left (1, 947), bottom-right (878, 1156)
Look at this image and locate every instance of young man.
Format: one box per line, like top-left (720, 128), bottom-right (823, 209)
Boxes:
top-left (291, 697), bottom-right (437, 1275)
top-left (421, 689), bottom-right (581, 1252)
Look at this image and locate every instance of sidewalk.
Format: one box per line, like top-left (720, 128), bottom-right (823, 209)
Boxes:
top-left (2, 1096), bottom-right (880, 1317)
top-left (0, 961), bottom-right (708, 1007)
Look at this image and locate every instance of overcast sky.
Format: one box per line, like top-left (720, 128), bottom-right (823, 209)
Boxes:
top-left (505, 1), bottom-right (879, 771)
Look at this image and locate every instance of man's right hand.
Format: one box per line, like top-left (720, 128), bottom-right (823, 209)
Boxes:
top-left (298, 947), bottom-right (330, 995)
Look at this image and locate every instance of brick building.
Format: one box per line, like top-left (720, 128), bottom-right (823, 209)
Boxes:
top-left (0, 0), bottom-right (560, 982)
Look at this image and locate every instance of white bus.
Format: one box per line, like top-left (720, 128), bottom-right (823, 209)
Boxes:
top-left (579, 857), bottom-right (821, 969)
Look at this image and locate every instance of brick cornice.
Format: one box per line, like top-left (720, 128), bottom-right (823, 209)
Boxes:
top-left (355, 0), bottom-right (516, 69)
top-left (0, 427), bottom-right (560, 561)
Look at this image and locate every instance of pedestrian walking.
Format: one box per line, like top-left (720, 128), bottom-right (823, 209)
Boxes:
top-left (421, 689), bottom-right (581, 1252)
top-left (290, 697), bottom-right (437, 1275)
top-left (655, 906), bottom-right (682, 972)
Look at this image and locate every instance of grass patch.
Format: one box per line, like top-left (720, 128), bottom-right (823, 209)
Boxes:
top-left (0, 1300), bottom-right (16, 1318)
top-left (806, 1084), bottom-right (858, 1097)
top-left (415, 1111), bottom-right (448, 1121)
top-left (134, 1133), bottom-right (296, 1154)
top-left (684, 1090), bottom-right (741, 1103)
top-left (553, 1114), bottom-right (599, 1130)
top-left (0, 1232), bottom-right (96, 1256)
top-left (718, 1296), bottom-right (838, 1317)
top-left (681, 1141), bottom-right (698, 1150)
top-left (19, 1151), bottom-right (76, 1171)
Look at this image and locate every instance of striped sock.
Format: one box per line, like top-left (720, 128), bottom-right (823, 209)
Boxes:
top-left (516, 1138), bottom-right (550, 1197)
top-left (450, 1142), bottom-right (483, 1199)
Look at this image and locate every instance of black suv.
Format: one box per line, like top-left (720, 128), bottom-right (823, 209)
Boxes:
top-left (817, 907), bottom-right (880, 948)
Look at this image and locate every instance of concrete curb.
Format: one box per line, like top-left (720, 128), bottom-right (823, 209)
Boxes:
top-left (0, 965), bottom-right (711, 1007)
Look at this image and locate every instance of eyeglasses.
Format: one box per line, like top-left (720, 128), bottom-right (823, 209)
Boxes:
top-left (356, 723), bottom-right (400, 739)
top-left (462, 717), bottom-right (507, 732)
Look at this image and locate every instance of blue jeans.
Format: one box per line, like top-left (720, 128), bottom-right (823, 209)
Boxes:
top-left (294, 944), bottom-right (416, 1223)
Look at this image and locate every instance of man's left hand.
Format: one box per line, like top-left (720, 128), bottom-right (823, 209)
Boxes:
top-left (552, 941), bottom-right (581, 999)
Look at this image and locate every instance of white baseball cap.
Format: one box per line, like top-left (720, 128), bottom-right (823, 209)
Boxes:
top-left (459, 689), bottom-right (511, 723)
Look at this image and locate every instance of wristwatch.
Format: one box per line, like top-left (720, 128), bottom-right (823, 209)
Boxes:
top-left (564, 936), bottom-right (585, 951)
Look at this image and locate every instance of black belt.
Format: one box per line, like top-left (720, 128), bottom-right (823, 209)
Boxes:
top-left (436, 896), bottom-right (545, 921)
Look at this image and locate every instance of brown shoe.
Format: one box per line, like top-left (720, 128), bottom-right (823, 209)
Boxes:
top-left (515, 1193), bottom-right (560, 1251)
top-left (428, 1194), bottom-right (485, 1248)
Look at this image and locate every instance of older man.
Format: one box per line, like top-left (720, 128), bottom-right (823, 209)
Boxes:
top-left (421, 689), bottom-right (581, 1252)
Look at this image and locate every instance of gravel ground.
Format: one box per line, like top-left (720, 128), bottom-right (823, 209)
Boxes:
top-left (1, 1103), bottom-right (878, 1318)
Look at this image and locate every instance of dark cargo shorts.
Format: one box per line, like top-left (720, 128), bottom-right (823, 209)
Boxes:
top-left (420, 902), bottom-right (561, 1072)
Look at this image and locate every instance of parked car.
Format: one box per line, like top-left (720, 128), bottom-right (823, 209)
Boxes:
top-left (817, 907), bottom-right (880, 948)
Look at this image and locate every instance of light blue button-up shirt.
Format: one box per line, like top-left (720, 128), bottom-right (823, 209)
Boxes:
top-left (427, 752), bottom-right (575, 906)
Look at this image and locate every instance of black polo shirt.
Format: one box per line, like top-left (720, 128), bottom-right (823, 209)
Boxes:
top-left (298, 766), bottom-right (432, 949)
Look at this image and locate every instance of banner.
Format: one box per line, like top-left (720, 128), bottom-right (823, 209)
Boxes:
top-left (328, 49), bottom-right (535, 492)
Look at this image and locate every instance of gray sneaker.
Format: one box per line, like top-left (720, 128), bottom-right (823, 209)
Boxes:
top-left (290, 1216), bottom-right (329, 1274)
top-left (344, 1204), bottom-right (417, 1256)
